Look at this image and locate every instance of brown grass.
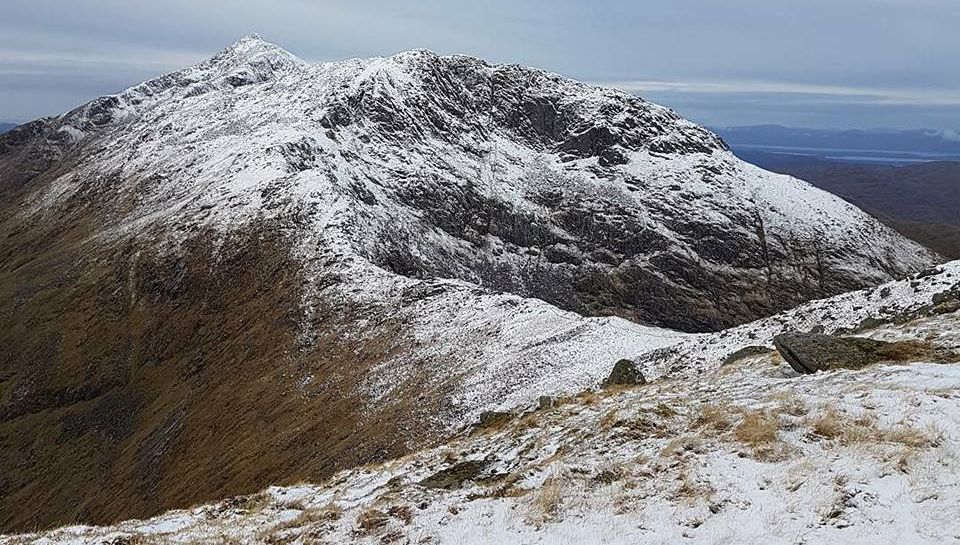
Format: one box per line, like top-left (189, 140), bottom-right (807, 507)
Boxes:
top-left (528, 473), bottom-right (564, 524)
top-left (768, 391), bottom-right (808, 417)
top-left (355, 509), bottom-right (390, 534)
top-left (386, 505), bottom-right (413, 524)
top-left (808, 405), bottom-right (941, 461)
top-left (733, 409), bottom-right (791, 461)
top-left (0, 222), bottom-right (451, 533)
top-left (694, 403), bottom-right (737, 433)
top-left (660, 436), bottom-right (704, 458)
top-left (673, 469), bottom-right (715, 504)
top-left (734, 411), bottom-right (779, 446)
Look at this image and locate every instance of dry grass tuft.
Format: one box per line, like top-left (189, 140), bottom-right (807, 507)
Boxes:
top-left (673, 469), bottom-right (715, 504)
top-left (733, 409), bottom-right (790, 461)
top-left (734, 411), bottom-right (779, 446)
top-left (768, 391), bottom-right (808, 417)
top-left (694, 403), bottom-right (737, 433)
top-left (808, 405), bottom-right (942, 471)
top-left (355, 508), bottom-right (390, 535)
top-left (576, 389), bottom-right (601, 406)
top-left (652, 402), bottom-right (677, 418)
top-left (386, 504), bottom-right (413, 524)
top-left (810, 407), bottom-right (845, 440)
top-left (528, 473), bottom-right (565, 524)
top-left (660, 435), bottom-right (704, 458)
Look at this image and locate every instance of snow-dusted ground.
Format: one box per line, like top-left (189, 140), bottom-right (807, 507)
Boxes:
top-left (313, 258), bottom-right (689, 430)
top-left (637, 260), bottom-right (960, 380)
top-left (6, 263), bottom-right (957, 545)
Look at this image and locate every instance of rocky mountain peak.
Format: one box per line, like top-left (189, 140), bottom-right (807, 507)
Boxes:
top-left (197, 33), bottom-right (305, 78)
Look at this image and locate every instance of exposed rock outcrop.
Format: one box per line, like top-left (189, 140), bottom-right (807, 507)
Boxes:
top-left (773, 332), bottom-right (959, 374)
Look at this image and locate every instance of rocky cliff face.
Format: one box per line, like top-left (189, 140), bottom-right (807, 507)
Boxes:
top-left (0, 36), bottom-right (939, 532)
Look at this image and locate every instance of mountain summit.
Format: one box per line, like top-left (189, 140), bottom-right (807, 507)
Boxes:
top-left (0, 37), bottom-right (939, 531)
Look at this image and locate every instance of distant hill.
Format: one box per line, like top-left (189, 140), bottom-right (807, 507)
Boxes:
top-left (0, 123), bottom-right (17, 134)
top-left (714, 125), bottom-right (960, 165)
top-left (740, 150), bottom-right (960, 258)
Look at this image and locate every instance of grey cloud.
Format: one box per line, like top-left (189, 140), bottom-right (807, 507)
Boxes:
top-left (1, 0), bottom-right (958, 128)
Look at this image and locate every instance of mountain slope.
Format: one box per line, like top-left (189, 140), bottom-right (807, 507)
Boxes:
top-left (0, 36), bottom-right (938, 532)
top-left (2, 35), bottom-right (935, 331)
top-left (736, 154), bottom-right (960, 258)
top-left (6, 261), bottom-right (959, 545)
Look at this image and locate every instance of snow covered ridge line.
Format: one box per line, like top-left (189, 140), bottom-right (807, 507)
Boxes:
top-left (367, 258), bottom-right (959, 428)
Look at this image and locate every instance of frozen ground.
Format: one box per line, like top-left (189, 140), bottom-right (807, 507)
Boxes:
top-left (6, 263), bottom-right (958, 545)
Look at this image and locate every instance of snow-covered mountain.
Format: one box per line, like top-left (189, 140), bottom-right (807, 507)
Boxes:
top-left (0, 35), bottom-right (941, 532)
top-left (2, 35), bottom-right (934, 331)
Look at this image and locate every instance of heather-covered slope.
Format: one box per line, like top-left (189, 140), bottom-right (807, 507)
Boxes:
top-left (0, 36), bottom-right (939, 532)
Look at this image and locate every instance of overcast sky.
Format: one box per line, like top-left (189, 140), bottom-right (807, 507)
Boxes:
top-left (2, 0), bottom-right (959, 130)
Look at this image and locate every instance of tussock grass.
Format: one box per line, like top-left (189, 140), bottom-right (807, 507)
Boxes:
top-left (808, 405), bottom-right (942, 472)
top-left (694, 403), bottom-right (737, 433)
top-left (734, 411), bottom-right (779, 446)
top-left (734, 409), bottom-right (789, 461)
top-left (527, 472), bottom-right (565, 525)
top-left (355, 508), bottom-right (389, 535)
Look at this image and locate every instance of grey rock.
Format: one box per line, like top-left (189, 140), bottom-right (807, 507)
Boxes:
top-left (476, 411), bottom-right (513, 428)
top-left (773, 332), bottom-right (959, 374)
top-left (602, 359), bottom-right (646, 388)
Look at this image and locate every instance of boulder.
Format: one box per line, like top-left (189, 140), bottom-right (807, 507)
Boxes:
top-left (476, 411), bottom-right (513, 428)
top-left (773, 332), bottom-right (959, 374)
top-left (602, 359), bottom-right (646, 388)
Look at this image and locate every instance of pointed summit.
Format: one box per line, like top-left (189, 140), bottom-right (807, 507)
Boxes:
top-left (190, 34), bottom-right (306, 86)
top-left (210, 33), bottom-right (300, 64)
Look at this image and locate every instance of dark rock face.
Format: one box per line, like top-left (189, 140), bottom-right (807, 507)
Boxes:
top-left (773, 332), bottom-right (959, 374)
top-left (418, 458), bottom-right (495, 490)
top-left (602, 359), bottom-right (647, 388)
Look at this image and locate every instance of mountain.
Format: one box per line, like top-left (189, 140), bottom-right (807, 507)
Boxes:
top-left (0, 123), bottom-right (16, 135)
top-left (7, 261), bottom-right (959, 545)
top-left (739, 152), bottom-right (960, 259)
top-left (0, 36), bottom-right (938, 532)
top-left (715, 125), bottom-right (960, 164)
